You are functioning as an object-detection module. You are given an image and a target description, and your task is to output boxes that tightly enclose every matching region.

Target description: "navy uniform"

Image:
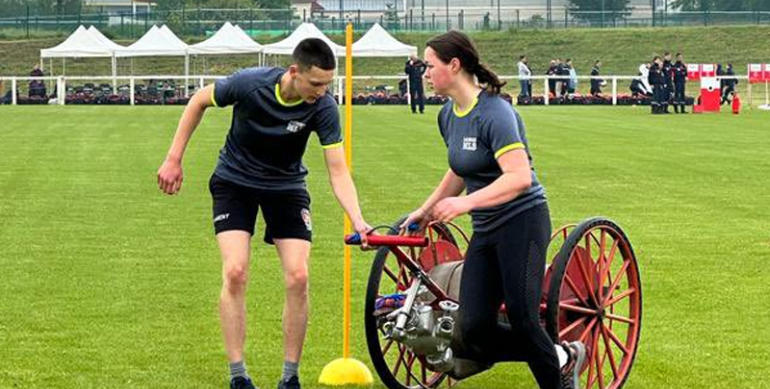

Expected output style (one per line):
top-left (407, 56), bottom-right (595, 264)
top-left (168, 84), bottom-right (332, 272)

top-left (437, 91), bottom-right (561, 388)
top-left (672, 60), bottom-right (688, 113)
top-left (590, 65), bottom-right (603, 96)
top-left (648, 63), bottom-right (666, 114)
top-left (662, 59), bottom-right (673, 113)
top-left (209, 67), bottom-right (342, 243)
top-left (405, 58), bottom-right (427, 114)
top-left (721, 65), bottom-right (738, 105)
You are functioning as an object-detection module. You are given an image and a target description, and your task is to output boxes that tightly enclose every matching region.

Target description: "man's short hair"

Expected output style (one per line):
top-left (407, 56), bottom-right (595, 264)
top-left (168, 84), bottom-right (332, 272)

top-left (520, 55), bottom-right (526, 60)
top-left (293, 38), bottom-right (336, 71)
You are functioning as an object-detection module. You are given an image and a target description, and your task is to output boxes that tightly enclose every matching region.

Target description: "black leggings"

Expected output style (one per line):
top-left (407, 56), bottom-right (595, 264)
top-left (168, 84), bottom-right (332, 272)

top-left (458, 203), bottom-right (561, 389)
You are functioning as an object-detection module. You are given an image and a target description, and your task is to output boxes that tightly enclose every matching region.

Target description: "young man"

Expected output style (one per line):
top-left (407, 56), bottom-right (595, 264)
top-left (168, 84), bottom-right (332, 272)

top-left (517, 55), bottom-right (532, 100)
top-left (157, 38), bottom-right (371, 389)
top-left (672, 53), bottom-right (688, 113)
top-left (405, 55), bottom-right (427, 114)
top-left (590, 60), bottom-right (604, 96)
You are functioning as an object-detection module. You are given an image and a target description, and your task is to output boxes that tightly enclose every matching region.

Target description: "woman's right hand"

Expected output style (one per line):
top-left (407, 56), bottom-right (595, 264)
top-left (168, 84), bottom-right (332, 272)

top-left (400, 207), bottom-right (431, 236)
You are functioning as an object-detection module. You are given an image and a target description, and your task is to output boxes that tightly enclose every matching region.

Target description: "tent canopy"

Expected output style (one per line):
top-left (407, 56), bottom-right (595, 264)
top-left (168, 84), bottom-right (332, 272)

top-left (262, 22), bottom-right (345, 56)
top-left (87, 26), bottom-right (126, 51)
top-left (41, 25), bottom-right (117, 58)
top-left (352, 23), bottom-right (417, 57)
top-left (188, 22), bottom-right (263, 55)
top-left (116, 25), bottom-right (189, 57)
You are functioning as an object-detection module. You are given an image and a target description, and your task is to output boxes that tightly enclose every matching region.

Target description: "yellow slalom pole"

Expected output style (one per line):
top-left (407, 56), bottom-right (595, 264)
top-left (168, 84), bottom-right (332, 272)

top-left (318, 22), bottom-right (374, 387)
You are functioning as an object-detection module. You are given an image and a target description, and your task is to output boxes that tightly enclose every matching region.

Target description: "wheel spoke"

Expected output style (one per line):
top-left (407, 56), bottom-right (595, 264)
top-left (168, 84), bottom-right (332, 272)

top-left (574, 249), bottom-right (600, 306)
top-left (602, 260), bottom-right (630, 306)
top-left (599, 239), bottom-right (619, 296)
top-left (578, 317), bottom-right (598, 345)
top-left (560, 302), bottom-right (598, 316)
top-left (600, 324), bottom-right (620, 380)
top-left (393, 344), bottom-right (406, 376)
top-left (382, 338), bottom-right (394, 354)
top-left (603, 322), bottom-right (630, 355)
top-left (605, 287), bottom-right (636, 307)
top-left (559, 316), bottom-right (588, 339)
top-left (564, 274), bottom-right (591, 308)
top-left (596, 344), bottom-right (606, 389)
top-left (405, 353), bottom-right (416, 386)
top-left (383, 265), bottom-right (399, 285)
top-left (586, 321), bottom-right (601, 389)
top-left (606, 312), bottom-right (635, 325)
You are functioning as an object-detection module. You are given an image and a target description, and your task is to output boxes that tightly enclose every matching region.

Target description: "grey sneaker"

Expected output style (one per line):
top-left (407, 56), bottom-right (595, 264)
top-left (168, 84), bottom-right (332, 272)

top-left (277, 376), bottom-right (300, 389)
top-left (230, 376), bottom-right (257, 389)
top-left (560, 341), bottom-right (587, 389)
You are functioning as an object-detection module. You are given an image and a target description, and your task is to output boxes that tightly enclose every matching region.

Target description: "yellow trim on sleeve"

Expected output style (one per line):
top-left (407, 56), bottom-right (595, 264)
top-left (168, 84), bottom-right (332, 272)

top-left (322, 141), bottom-right (344, 149)
top-left (453, 96), bottom-right (479, 118)
top-left (210, 83), bottom-right (219, 107)
top-left (494, 142), bottom-right (525, 159)
top-left (275, 82), bottom-right (303, 107)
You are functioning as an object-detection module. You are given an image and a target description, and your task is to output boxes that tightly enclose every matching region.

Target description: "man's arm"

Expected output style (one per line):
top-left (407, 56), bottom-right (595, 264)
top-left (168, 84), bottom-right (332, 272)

top-left (323, 146), bottom-right (371, 236)
top-left (157, 83), bottom-right (216, 195)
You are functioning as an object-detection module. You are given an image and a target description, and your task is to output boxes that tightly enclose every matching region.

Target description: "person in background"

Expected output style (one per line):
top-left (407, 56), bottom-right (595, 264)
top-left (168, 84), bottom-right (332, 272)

top-left (518, 55), bottom-right (532, 100)
top-left (590, 60), bottom-right (604, 96)
top-left (546, 59), bottom-right (558, 97)
top-left (29, 64), bottom-right (46, 98)
top-left (564, 59), bottom-right (577, 96)
top-left (662, 52), bottom-right (674, 112)
top-left (721, 63), bottom-right (738, 105)
top-left (671, 53), bottom-right (688, 113)
top-left (405, 55), bottom-right (427, 114)
top-left (649, 56), bottom-right (667, 114)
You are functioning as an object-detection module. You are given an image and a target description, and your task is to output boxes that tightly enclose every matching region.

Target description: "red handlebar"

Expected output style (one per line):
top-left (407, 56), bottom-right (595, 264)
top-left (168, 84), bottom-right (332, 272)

top-left (345, 233), bottom-right (429, 247)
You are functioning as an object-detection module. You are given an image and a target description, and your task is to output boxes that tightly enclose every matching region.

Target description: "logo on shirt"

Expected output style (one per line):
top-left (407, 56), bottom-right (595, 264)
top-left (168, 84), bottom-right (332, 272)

top-left (301, 208), bottom-right (312, 231)
top-left (462, 137), bottom-right (477, 151)
top-left (286, 121), bottom-right (307, 133)
top-left (214, 213), bottom-right (230, 223)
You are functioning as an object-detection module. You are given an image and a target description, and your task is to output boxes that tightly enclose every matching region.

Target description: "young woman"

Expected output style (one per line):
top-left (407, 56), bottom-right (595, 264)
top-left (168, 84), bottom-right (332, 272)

top-left (401, 31), bottom-right (586, 389)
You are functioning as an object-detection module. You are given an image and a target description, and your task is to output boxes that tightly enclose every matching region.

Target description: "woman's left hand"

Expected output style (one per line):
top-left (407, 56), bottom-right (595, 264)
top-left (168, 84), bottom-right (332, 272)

top-left (432, 197), bottom-right (473, 222)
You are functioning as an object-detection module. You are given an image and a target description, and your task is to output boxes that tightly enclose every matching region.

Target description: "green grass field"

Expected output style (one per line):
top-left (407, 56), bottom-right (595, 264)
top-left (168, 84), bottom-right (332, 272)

top-left (1, 105), bottom-right (769, 389)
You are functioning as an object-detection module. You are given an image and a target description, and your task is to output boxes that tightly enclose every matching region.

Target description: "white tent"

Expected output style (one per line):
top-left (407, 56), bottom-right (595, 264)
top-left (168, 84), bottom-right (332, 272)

top-left (41, 25), bottom-right (115, 58)
top-left (262, 22), bottom-right (345, 57)
top-left (88, 26), bottom-right (125, 91)
top-left (116, 25), bottom-right (189, 57)
top-left (187, 22), bottom-right (263, 55)
top-left (116, 25), bottom-right (190, 94)
top-left (41, 25), bottom-right (126, 92)
top-left (352, 23), bottom-right (417, 57)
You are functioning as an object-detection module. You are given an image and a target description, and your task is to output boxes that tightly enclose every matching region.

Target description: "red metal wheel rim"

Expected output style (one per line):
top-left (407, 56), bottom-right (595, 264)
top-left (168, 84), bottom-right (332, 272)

top-left (557, 225), bottom-right (641, 389)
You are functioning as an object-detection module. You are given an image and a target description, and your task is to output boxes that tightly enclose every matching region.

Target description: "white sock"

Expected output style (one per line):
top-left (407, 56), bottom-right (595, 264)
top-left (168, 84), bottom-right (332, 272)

top-left (556, 344), bottom-right (569, 368)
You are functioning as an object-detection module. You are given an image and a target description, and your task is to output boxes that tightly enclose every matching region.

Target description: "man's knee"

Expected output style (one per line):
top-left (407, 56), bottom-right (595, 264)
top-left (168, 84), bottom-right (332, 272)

top-left (285, 268), bottom-right (309, 295)
top-left (223, 262), bottom-right (249, 294)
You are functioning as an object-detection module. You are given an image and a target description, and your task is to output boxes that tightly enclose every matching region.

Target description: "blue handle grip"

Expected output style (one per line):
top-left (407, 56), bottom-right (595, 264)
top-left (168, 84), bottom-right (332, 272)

top-left (346, 233), bottom-right (362, 245)
top-left (407, 222), bottom-right (420, 232)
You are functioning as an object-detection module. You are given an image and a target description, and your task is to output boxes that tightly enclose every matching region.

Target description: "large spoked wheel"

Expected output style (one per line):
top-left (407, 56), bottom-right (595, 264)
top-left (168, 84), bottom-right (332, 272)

top-left (364, 218), bottom-right (462, 389)
top-left (545, 218), bottom-right (642, 389)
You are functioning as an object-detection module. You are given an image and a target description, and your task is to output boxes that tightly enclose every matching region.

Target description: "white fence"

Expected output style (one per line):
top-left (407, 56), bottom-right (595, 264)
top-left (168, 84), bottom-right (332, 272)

top-left (1, 74), bottom-right (763, 107)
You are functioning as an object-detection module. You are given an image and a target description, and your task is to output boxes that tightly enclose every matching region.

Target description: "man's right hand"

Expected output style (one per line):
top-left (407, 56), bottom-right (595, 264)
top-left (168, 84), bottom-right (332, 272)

top-left (157, 158), bottom-right (183, 195)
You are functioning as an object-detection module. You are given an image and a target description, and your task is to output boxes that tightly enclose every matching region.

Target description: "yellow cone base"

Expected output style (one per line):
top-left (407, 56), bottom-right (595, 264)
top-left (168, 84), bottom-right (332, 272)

top-left (318, 358), bottom-right (374, 386)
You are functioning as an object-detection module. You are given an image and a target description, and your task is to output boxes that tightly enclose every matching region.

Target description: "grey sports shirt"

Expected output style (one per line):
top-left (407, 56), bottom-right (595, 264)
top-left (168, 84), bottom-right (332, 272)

top-left (211, 67), bottom-right (342, 190)
top-left (438, 91), bottom-right (546, 232)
